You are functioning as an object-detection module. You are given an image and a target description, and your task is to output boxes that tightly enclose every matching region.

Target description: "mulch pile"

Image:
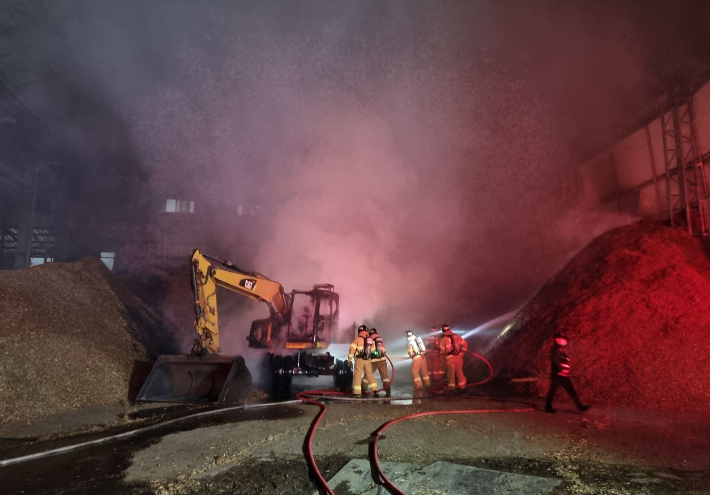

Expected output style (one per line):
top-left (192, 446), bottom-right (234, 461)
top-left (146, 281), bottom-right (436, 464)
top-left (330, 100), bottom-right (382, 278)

top-left (493, 219), bottom-right (710, 412)
top-left (0, 258), bottom-right (155, 427)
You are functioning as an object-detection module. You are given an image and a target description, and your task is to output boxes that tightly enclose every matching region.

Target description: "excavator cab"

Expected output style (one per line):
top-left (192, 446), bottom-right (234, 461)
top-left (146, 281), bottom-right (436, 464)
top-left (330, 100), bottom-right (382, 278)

top-left (269, 284), bottom-right (352, 399)
top-left (285, 284), bottom-right (339, 349)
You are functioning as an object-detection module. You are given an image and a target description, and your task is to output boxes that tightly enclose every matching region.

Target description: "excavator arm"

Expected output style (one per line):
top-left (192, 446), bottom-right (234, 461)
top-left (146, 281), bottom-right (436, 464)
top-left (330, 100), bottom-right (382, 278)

top-left (191, 249), bottom-right (290, 353)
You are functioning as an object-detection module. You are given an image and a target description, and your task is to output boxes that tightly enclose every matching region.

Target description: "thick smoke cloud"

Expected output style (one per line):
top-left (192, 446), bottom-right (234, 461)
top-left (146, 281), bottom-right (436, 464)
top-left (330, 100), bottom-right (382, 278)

top-left (21, 1), bottom-right (710, 348)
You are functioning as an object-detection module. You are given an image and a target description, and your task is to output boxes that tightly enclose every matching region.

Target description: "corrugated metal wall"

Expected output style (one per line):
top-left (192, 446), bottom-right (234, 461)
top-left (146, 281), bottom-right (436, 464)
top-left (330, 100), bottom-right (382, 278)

top-left (575, 78), bottom-right (710, 222)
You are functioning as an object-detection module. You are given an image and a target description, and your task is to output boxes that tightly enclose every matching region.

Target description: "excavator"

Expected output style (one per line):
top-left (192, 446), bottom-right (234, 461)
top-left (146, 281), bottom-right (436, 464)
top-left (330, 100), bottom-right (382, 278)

top-left (137, 249), bottom-right (353, 404)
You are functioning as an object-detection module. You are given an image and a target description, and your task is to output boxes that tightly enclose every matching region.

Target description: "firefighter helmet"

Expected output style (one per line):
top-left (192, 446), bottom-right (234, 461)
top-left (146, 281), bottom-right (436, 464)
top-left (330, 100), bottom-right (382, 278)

top-left (369, 327), bottom-right (378, 335)
top-left (358, 324), bottom-right (368, 332)
top-left (553, 331), bottom-right (568, 345)
top-left (404, 330), bottom-right (414, 338)
top-left (441, 324), bottom-right (452, 335)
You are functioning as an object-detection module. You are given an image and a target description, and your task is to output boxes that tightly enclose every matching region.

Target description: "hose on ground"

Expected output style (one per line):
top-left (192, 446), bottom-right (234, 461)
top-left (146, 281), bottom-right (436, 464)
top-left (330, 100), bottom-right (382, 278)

top-left (296, 390), bottom-right (346, 495)
top-left (368, 403), bottom-right (535, 495)
top-left (299, 351), bottom-right (534, 495)
top-left (0, 400), bottom-right (303, 468)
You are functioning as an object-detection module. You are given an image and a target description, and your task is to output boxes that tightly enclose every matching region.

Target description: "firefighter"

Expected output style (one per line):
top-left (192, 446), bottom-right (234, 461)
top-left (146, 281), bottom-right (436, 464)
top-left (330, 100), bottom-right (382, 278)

top-left (405, 330), bottom-right (430, 390)
top-left (439, 324), bottom-right (467, 392)
top-left (544, 331), bottom-right (591, 413)
top-left (362, 328), bottom-right (391, 397)
top-left (347, 325), bottom-right (379, 397)
top-left (425, 330), bottom-right (444, 388)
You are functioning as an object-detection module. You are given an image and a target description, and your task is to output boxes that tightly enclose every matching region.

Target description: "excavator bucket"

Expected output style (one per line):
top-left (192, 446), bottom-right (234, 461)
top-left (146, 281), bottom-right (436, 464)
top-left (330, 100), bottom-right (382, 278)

top-left (137, 355), bottom-right (252, 404)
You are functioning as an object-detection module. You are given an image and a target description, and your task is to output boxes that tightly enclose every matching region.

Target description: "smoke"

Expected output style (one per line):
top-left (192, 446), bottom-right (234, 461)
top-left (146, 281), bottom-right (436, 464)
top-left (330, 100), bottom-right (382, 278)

top-left (12, 1), bottom-right (710, 348)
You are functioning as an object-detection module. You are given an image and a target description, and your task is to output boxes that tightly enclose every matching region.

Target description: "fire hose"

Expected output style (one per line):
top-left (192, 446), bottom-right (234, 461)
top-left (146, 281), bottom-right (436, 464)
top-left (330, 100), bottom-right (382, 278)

top-left (386, 354), bottom-right (395, 383)
top-left (295, 357), bottom-right (399, 494)
top-left (465, 350), bottom-right (494, 386)
top-left (298, 352), bottom-right (535, 495)
top-left (368, 405), bottom-right (534, 495)
top-left (0, 400), bottom-right (303, 468)
top-left (296, 390), bottom-right (347, 495)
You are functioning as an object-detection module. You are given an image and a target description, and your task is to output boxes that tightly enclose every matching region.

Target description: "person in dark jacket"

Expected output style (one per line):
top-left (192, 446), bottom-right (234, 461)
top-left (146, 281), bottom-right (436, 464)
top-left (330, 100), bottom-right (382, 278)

top-left (544, 331), bottom-right (591, 413)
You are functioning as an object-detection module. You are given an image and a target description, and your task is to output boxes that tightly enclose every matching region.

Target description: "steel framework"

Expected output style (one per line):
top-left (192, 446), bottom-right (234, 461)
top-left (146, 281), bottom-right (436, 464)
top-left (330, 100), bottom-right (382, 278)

top-left (660, 96), bottom-right (709, 235)
top-left (0, 226), bottom-right (56, 261)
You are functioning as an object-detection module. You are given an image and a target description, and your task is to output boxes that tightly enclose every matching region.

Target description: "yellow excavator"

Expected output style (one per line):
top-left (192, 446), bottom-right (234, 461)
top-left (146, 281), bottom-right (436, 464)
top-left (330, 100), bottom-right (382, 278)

top-left (137, 249), bottom-right (352, 404)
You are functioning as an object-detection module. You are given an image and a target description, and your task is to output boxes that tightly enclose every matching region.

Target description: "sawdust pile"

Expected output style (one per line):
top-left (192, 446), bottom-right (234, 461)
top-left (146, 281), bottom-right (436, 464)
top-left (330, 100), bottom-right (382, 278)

top-left (0, 258), bottom-right (153, 427)
top-left (494, 220), bottom-right (710, 412)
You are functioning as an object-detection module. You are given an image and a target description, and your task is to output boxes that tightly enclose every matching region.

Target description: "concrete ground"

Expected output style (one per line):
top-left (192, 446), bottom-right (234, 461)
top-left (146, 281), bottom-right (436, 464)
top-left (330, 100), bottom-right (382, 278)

top-left (0, 388), bottom-right (709, 495)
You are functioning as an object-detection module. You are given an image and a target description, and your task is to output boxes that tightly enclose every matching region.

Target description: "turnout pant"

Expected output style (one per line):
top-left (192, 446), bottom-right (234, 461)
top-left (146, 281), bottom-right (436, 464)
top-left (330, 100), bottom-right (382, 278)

top-left (445, 354), bottom-right (466, 390)
top-left (545, 374), bottom-right (583, 408)
top-left (426, 352), bottom-right (445, 387)
top-left (363, 359), bottom-right (390, 392)
top-left (353, 358), bottom-right (378, 395)
top-left (410, 355), bottom-right (431, 389)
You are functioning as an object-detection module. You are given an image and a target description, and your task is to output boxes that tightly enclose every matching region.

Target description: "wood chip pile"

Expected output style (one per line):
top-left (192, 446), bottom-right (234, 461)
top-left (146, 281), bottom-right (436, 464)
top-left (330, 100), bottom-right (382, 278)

top-left (493, 220), bottom-right (710, 412)
top-left (0, 258), bottom-right (152, 427)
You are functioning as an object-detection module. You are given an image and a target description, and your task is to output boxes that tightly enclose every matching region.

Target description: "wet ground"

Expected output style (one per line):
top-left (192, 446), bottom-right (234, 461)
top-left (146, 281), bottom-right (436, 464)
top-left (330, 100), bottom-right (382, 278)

top-left (1, 384), bottom-right (709, 495)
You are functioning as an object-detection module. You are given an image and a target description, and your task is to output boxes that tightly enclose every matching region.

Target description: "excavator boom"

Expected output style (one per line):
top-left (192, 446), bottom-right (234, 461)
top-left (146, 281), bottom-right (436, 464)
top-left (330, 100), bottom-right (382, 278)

top-left (191, 250), bottom-right (289, 353)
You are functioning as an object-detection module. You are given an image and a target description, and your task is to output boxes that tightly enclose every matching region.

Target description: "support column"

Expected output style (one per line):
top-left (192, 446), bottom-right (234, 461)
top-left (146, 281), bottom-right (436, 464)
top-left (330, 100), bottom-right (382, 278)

top-left (14, 194), bottom-right (32, 268)
top-left (644, 124), bottom-right (663, 217)
top-left (22, 163), bottom-right (39, 267)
